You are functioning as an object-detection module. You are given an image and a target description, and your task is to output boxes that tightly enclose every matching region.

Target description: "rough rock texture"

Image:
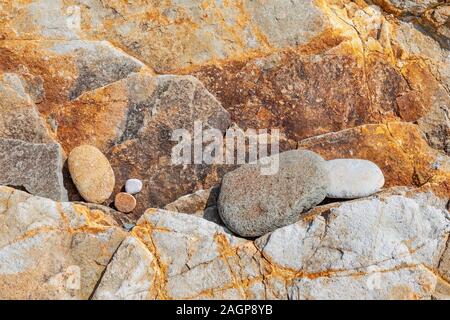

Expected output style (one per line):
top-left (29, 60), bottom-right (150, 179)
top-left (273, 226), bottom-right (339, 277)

top-left (68, 145), bottom-right (115, 204)
top-left (0, 40), bottom-right (146, 117)
top-left (0, 187), bottom-right (126, 299)
top-left (56, 72), bottom-right (231, 218)
top-left (298, 123), bottom-right (450, 198)
top-left (0, 139), bottom-right (67, 201)
top-left (92, 188), bottom-right (450, 300)
top-left (0, 0), bottom-right (450, 300)
top-left (218, 150), bottom-right (329, 237)
top-left (0, 75), bottom-right (53, 143)
top-left (326, 159), bottom-right (385, 199)
top-left (164, 187), bottom-right (222, 225)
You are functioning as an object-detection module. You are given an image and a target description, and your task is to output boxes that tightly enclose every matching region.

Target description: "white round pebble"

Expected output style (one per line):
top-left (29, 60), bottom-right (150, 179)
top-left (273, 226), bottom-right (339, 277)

top-left (326, 159), bottom-right (385, 199)
top-left (125, 179), bottom-right (143, 195)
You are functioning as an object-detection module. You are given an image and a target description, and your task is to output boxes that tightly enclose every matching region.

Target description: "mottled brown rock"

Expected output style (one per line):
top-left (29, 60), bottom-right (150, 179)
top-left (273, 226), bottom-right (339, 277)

top-left (114, 193), bottom-right (136, 214)
top-left (68, 145), bottom-right (115, 204)
top-left (55, 73), bottom-right (231, 219)
top-left (0, 138), bottom-right (67, 201)
top-left (0, 0), bottom-right (330, 73)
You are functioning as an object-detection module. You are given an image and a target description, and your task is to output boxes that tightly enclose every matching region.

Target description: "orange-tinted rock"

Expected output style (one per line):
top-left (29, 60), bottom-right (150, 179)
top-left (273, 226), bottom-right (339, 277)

top-left (0, 40), bottom-right (145, 118)
top-left (298, 122), bottom-right (450, 198)
top-left (68, 145), bottom-right (115, 204)
top-left (114, 193), bottom-right (137, 213)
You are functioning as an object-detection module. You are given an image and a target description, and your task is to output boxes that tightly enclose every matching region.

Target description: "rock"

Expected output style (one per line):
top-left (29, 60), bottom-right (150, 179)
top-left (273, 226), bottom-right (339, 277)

top-left (0, 79), bottom-right (53, 143)
top-left (92, 208), bottom-right (265, 300)
top-left (326, 159), bottom-right (385, 199)
top-left (0, 138), bottom-right (67, 201)
top-left (0, 186), bottom-right (126, 299)
top-left (373, 0), bottom-right (442, 15)
top-left (0, 40), bottom-right (146, 117)
top-left (56, 72), bottom-right (231, 218)
top-left (164, 187), bottom-right (223, 225)
top-left (218, 150), bottom-right (329, 237)
top-left (125, 179), bottom-right (143, 195)
top-left (92, 188), bottom-right (450, 300)
top-left (0, 0), bottom-right (329, 73)
top-left (298, 123), bottom-right (450, 198)
top-left (114, 193), bottom-right (137, 214)
top-left (68, 145), bottom-right (115, 204)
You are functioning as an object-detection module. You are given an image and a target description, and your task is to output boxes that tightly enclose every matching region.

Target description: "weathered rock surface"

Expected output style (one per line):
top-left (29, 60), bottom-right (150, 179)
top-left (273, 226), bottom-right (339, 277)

top-left (0, 40), bottom-right (146, 117)
top-left (298, 123), bottom-right (450, 198)
top-left (1, 1), bottom-right (449, 154)
top-left (326, 159), bottom-right (385, 199)
top-left (0, 77), bottom-right (53, 143)
top-left (68, 145), bottom-right (115, 204)
top-left (56, 72), bottom-right (231, 218)
top-left (92, 188), bottom-right (450, 300)
top-left (0, 0), bottom-right (329, 73)
top-left (164, 187), bottom-right (222, 225)
top-left (0, 187), bottom-right (126, 299)
top-left (218, 150), bottom-right (329, 237)
top-left (0, 138), bottom-right (67, 201)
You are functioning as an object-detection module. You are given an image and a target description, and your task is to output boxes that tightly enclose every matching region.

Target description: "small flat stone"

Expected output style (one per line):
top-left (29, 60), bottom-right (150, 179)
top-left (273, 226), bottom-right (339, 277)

top-left (114, 192), bottom-right (137, 213)
top-left (68, 145), bottom-right (115, 204)
top-left (125, 179), bottom-right (143, 195)
top-left (218, 150), bottom-right (329, 237)
top-left (326, 159), bottom-right (385, 199)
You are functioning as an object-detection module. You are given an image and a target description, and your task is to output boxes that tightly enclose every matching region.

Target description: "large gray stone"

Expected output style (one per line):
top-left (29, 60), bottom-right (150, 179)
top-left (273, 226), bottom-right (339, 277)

top-left (0, 138), bottom-right (67, 201)
top-left (218, 150), bottom-right (329, 237)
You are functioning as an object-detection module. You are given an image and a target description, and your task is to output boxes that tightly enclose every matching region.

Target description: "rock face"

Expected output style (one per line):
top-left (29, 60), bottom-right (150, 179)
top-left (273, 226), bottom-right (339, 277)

top-left (218, 150), bottom-right (329, 237)
top-left (0, 0), bottom-right (450, 300)
top-left (0, 78), bottom-right (53, 143)
top-left (0, 139), bottom-right (67, 201)
top-left (92, 188), bottom-right (450, 300)
top-left (326, 159), bottom-right (385, 199)
top-left (56, 72), bottom-right (231, 217)
top-left (0, 187), bottom-right (126, 299)
top-left (68, 145), bottom-right (115, 204)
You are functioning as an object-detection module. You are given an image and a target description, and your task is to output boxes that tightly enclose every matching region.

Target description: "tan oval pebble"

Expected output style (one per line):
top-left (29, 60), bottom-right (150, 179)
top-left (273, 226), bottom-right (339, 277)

top-left (68, 145), bottom-right (115, 204)
top-left (114, 192), bottom-right (137, 213)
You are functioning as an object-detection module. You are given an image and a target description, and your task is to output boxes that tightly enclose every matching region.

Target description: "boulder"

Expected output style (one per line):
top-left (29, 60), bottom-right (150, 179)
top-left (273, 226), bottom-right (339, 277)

top-left (298, 123), bottom-right (450, 198)
top-left (218, 150), bottom-right (329, 237)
